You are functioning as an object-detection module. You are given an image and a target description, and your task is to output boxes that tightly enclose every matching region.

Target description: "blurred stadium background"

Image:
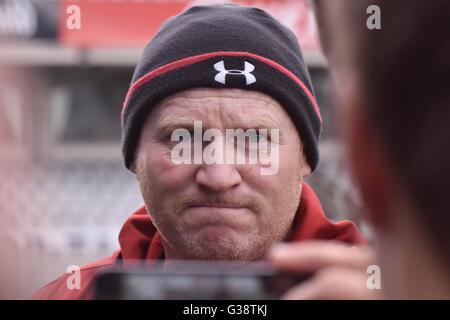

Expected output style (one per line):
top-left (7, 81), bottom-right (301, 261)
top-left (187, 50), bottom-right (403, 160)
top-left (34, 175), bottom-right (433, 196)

top-left (0, 0), bottom-right (371, 299)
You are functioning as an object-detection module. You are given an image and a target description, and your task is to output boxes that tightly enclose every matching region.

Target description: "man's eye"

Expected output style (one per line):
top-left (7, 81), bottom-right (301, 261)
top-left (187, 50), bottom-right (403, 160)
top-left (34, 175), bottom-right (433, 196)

top-left (250, 132), bottom-right (269, 143)
top-left (167, 130), bottom-right (194, 142)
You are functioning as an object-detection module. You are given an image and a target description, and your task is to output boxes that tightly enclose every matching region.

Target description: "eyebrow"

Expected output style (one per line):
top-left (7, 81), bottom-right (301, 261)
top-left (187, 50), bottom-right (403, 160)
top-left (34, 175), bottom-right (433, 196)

top-left (244, 117), bottom-right (280, 130)
top-left (157, 116), bottom-right (197, 129)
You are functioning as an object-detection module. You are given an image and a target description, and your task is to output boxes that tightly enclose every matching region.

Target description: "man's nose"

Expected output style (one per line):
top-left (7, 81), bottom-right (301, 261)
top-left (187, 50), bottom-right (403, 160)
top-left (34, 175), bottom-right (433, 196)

top-left (195, 163), bottom-right (242, 193)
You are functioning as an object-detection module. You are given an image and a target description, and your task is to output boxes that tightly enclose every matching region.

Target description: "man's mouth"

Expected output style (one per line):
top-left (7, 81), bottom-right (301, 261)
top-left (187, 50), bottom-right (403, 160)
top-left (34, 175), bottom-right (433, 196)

top-left (187, 201), bottom-right (247, 209)
top-left (183, 204), bottom-right (253, 231)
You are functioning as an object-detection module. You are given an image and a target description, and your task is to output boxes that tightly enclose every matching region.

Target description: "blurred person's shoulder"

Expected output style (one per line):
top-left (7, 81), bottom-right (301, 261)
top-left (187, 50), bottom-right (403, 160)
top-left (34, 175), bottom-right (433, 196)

top-left (31, 253), bottom-right (119, 300)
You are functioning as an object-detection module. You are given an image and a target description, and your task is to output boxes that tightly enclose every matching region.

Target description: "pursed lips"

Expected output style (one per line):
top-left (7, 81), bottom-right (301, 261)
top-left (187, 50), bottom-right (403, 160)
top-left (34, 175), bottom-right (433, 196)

top-left (187, 202), bottom-right (246, 209)
top-left (183, 203), bottom-right (252, 230)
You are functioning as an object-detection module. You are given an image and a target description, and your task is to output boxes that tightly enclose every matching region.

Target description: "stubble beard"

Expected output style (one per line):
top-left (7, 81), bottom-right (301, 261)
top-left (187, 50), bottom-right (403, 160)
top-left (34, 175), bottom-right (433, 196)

top-left (135, 166), bottom-right (303, 262)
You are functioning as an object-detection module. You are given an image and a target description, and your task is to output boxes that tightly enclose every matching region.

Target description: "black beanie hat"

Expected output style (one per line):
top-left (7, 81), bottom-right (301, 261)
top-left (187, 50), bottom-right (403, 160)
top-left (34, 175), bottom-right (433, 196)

top-left (121, 3), bottom-right (322, 171)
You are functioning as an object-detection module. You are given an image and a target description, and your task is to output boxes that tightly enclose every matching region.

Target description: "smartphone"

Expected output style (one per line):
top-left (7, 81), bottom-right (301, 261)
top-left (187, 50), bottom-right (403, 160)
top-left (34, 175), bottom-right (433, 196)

top-left (94, 260), bottom-right (310, 300)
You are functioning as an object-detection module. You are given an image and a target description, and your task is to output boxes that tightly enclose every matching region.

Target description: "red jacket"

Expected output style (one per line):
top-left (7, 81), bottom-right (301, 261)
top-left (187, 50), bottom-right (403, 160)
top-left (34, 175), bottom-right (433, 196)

top-left (32, 182), bottom-right (366, 299)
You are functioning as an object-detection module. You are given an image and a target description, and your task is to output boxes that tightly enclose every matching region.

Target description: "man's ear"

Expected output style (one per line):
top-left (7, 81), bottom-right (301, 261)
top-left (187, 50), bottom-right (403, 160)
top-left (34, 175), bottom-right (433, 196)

top-left (129, 156), bottom-right (137, 174)
top-left (301, 159), bottom-right (311, 178)
top-left (343, 88), bottom-right (397, 230)
top-left (130, 163), bottom-right (136, 174)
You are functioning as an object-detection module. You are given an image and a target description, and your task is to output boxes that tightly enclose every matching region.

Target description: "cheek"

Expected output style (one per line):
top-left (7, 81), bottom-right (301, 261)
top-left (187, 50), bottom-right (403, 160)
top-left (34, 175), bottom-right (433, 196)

top-left (244, 145), bottom-right (303, 192)
top-left (137, 144), bottom-right (197, 192)
top-left (239, 146), bottom-right (303, 223)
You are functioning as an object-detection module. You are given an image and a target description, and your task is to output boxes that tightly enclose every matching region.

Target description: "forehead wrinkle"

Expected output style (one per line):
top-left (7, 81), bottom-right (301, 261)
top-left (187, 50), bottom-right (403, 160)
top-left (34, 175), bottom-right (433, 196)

top-left (150, 99), bottom-right (210, 130)
top-left (218, 112), bottom-right (280, 130)
top-left (150, 88), bottom-right (290, 131)
top-left (159, 88), bottom-right (282, 111)
top-left (167, 87), bottom-right (277, 102)
top-left (216, 99), bottom-right (284, 131)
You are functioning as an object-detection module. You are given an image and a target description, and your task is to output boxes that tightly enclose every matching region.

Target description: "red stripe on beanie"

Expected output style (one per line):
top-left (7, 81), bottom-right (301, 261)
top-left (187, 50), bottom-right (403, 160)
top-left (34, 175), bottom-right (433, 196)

top-left (121, 51), bottom-right (322, 122)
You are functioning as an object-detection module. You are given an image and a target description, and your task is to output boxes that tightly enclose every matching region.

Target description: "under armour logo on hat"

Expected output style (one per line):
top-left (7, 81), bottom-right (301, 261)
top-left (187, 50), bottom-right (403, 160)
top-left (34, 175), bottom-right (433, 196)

top-left (214, 60), bottom-right (256, 85)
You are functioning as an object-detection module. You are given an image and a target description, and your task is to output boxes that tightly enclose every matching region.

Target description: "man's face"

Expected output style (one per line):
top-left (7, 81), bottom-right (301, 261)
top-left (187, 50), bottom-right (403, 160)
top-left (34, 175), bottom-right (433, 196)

top-left (133, 88), bottom-right (311, 261)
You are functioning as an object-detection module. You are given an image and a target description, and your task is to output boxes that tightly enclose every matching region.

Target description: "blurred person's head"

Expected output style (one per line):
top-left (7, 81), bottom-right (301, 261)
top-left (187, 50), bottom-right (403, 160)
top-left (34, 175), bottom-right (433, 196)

top-left (120, 4), bottom-right (321, 261)
top-left (313, 0), bottom-right (450, 298)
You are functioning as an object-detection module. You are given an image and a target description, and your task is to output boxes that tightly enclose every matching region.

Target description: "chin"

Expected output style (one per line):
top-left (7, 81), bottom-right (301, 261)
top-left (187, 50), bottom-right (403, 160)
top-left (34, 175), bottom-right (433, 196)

top-left (183, 229), bottom-right (258, 261)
